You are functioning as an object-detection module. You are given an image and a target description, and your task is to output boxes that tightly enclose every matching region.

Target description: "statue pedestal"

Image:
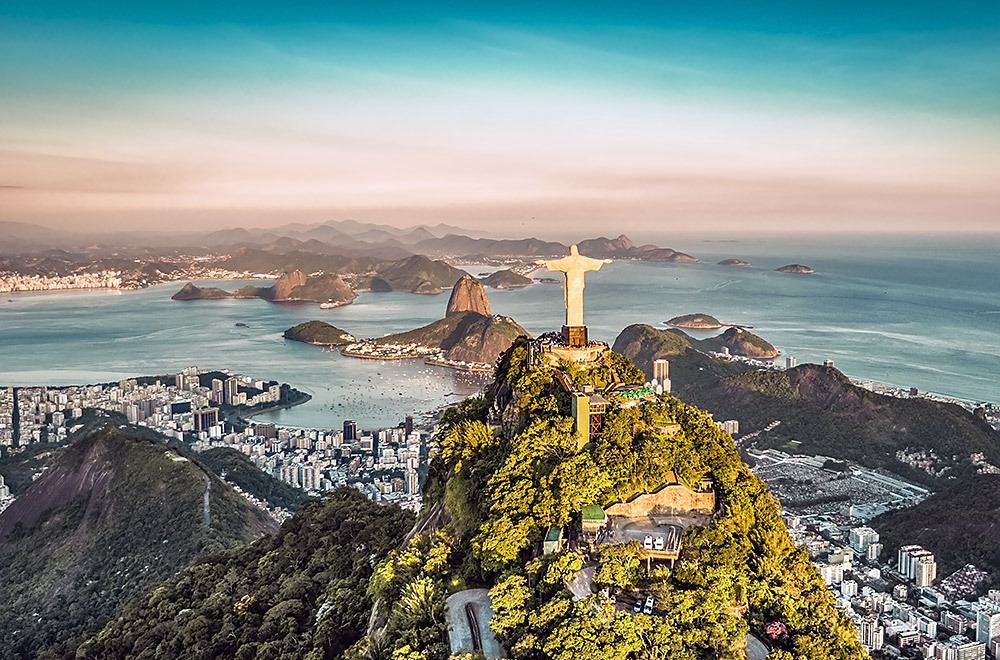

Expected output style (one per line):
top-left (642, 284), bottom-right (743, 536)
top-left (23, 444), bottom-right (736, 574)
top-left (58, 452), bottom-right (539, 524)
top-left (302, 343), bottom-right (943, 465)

top-left (562, 325), bottom-right (588, 348)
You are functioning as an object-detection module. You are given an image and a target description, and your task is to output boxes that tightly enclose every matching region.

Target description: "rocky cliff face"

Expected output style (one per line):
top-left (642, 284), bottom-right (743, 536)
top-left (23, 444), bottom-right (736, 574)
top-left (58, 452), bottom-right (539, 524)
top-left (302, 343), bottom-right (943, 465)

top-left (268, 269), bottom-right (309, 300)
top-left (441, 313), bottom-right (525, 363)
top-left (445, 275), bottom-right (491, 317)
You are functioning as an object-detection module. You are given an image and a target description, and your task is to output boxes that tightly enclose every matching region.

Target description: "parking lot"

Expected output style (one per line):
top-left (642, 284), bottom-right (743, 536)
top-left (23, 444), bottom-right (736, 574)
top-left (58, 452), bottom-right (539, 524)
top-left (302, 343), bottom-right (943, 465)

top-left (594, 511), bottom-right (711, 559)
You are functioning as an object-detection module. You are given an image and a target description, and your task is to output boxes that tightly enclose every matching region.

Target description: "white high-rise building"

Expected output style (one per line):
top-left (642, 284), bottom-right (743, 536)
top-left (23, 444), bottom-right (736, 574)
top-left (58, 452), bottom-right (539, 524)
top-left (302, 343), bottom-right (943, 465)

top-left (857, 616), bottom-right (884, 652)
top-left (849, 526), bottom-right (880, 552)
top-left (976, 609), bottom-right (1000, 645)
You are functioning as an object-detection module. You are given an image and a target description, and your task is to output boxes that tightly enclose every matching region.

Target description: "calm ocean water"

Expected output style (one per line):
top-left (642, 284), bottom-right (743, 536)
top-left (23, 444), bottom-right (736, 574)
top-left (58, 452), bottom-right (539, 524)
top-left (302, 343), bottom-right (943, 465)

top-left (1, 234), bottom-right (997, 428)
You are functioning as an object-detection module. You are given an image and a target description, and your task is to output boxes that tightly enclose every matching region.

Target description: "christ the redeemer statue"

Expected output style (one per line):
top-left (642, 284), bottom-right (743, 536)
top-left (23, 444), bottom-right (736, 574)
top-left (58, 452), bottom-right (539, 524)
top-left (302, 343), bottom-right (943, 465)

top-left (538, 245), bottom-right (611, 343)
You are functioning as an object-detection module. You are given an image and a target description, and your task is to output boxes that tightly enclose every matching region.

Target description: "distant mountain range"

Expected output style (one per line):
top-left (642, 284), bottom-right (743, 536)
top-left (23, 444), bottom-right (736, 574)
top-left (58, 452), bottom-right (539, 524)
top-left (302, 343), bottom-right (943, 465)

top-left (1, 219), bottom-right (699, 266)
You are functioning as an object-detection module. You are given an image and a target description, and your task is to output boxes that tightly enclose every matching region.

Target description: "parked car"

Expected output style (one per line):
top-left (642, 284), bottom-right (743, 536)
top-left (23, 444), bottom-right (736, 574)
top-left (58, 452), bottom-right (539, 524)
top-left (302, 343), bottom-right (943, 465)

top-left (654, 536), bottom-right (665, 550)
top-left (643, 595), bottom-right (655, 615)
top-left (643, 534), bottom-right (653, 549)
top-left (601, 587), bottom-right (616, 605)
top-left (633, 596), bottom-right (644, 613)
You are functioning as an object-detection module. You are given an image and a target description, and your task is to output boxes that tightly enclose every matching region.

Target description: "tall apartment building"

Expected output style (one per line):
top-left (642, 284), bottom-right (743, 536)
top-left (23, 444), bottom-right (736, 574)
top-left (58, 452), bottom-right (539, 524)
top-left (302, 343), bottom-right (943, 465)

top-left (224, 377), bottom-right (240, 406)
top-left (976, 609), bottom-right (1000, 645)
top-left (849, 526), bottom-right (880, 552)
top-left (916, 555), bottom-right (938, 588)
top-left (193, 407), bottom-right (219, 432)
top-left (857, 616), bottom-right (884, 652)
top-left (899, 545), bottom-right (937, 586)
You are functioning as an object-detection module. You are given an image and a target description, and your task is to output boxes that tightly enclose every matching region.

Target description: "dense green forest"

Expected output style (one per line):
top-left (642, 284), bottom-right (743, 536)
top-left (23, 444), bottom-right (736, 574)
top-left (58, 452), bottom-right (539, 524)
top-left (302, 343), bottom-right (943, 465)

top-left (56, 488), bottom-right (414, 660)
top-left (873, 474), bottom-right (1000, 589)
top-left (681, 364), bottom-right (1000, 485)
top-left (0, 425), bottom-right (277, 659)
top-left (199, 447), bottom-right (308, 512)
top-left (360, 337), bottom-right (866, 660)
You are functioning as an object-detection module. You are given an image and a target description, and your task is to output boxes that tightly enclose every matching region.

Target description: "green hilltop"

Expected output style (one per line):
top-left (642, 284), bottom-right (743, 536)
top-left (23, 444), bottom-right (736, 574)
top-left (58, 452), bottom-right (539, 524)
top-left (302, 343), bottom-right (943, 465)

top-left (872, 474), bottom-right (1000, 589)
top-left (28, 341), bottom-right (873, 659)
top-left (359, 337), bottom-right (865, 660)
top-left (0, 424), bottom-right (278, 659)
top-left (681, 363), bottom-right (1000, 486)
top-left (284, 320), bottom-right (357, 346)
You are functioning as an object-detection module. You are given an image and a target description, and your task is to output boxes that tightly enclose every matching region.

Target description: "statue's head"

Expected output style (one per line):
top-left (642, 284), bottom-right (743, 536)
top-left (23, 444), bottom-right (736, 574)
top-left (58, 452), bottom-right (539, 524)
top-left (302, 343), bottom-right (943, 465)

top-left (569, 244), bottom-right (579, 255)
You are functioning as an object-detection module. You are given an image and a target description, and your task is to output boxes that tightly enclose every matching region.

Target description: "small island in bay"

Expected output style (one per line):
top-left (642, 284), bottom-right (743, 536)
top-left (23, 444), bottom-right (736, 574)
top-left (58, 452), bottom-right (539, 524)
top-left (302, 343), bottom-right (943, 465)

top-left (776, 263), bottom-right (815, 274)
top-left (718, 258), bottom-right (750, 267)
top-left (480, 268), bottom-right (532, 289)
top-left (283, 320), bottom-right (356, 346)
top-left (667, 313), bottom-right (724, 329)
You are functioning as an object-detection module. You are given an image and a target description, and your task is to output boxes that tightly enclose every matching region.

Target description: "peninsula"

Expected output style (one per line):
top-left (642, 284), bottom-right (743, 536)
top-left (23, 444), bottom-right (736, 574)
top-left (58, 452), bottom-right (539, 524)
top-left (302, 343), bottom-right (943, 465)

top-left (342, 275), bottom-right (529, 369)
top-left (172, 270), bottom-right (356, 306)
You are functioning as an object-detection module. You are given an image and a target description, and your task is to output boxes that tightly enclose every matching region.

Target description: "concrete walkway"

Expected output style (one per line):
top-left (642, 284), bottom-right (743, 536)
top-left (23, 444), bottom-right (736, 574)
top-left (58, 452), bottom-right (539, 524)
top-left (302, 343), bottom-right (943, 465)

top-left (745, 633), bottom-right (769, 660)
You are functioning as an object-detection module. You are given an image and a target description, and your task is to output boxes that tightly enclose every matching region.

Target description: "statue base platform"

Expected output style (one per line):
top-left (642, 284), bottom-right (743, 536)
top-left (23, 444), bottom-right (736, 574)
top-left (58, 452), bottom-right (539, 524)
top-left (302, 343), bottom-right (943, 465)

top-left (531, 329), bottom-right (609, 368)
top-left (562, 325), bottom-right (588, 347)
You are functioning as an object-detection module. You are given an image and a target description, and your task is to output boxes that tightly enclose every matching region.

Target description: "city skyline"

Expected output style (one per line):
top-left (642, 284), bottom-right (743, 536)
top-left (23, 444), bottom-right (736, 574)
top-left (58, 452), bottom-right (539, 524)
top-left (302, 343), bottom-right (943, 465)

top-left (2, 1), bottom-right (999, 234)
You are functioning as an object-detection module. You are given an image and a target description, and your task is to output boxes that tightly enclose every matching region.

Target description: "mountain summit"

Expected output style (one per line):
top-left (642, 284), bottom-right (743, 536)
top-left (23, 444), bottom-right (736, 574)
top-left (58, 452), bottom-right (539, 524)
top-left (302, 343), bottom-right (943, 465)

top-left (446, 274), bottom-right (491, 317)
top-left (0, 424), bottom-right (277, 658)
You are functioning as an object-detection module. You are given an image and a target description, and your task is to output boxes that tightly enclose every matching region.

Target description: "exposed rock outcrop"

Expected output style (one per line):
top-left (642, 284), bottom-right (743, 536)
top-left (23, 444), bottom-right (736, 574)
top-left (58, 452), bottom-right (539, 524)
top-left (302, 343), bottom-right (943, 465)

top-left (446, 275), bottom-right (491, 317)
top-left (268, 269), bottom-right (308, 299)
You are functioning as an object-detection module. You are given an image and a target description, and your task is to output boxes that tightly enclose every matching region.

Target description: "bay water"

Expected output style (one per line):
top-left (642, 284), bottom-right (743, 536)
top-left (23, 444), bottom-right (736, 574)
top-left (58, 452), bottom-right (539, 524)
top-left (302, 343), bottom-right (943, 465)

top-left (1, 234), bottom-right (997, 429)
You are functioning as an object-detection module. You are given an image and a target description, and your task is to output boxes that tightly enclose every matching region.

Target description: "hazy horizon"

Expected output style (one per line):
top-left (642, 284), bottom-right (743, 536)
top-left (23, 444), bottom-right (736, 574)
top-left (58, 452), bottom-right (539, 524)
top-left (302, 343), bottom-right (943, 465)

top-left (2, 2), bottom-right (999, 234)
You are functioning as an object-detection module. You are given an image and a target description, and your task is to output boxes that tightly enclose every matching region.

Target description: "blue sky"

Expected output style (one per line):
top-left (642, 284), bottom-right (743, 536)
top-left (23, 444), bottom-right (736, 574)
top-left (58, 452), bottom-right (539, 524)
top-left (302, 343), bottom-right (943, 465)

top-left (1, 1), bottom-right (998, 233)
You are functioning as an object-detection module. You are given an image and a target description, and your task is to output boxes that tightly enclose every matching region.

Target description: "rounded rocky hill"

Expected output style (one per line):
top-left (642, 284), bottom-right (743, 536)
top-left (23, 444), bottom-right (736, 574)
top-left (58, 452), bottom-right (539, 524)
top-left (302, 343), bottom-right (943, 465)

top-left (776, 263), bottom-right (815, 274)
top-left (283, 320), bottom-right (356, 346)
top-left (667, 313), bottom-right (723, 329)
top-left (481, 269), bottom-right (532, 289)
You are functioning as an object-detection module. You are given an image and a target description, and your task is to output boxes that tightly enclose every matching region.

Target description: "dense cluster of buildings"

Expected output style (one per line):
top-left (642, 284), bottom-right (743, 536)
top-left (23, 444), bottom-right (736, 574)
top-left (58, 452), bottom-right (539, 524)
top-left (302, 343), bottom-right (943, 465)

top-left (0, 258), bottom-right (265, 294)
top-left (0, 368), bottom-right (286, 448)
top-left (0, 367), bottom-right (428, 515)
top-left (735, 446), bottom-right (1000, 657)
top-left (0, 269), bottom-right (123, 293)
top-left (785, 509), bottom-right (1000, 658)
top-left (191, 417), bottom-right (425, 511)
